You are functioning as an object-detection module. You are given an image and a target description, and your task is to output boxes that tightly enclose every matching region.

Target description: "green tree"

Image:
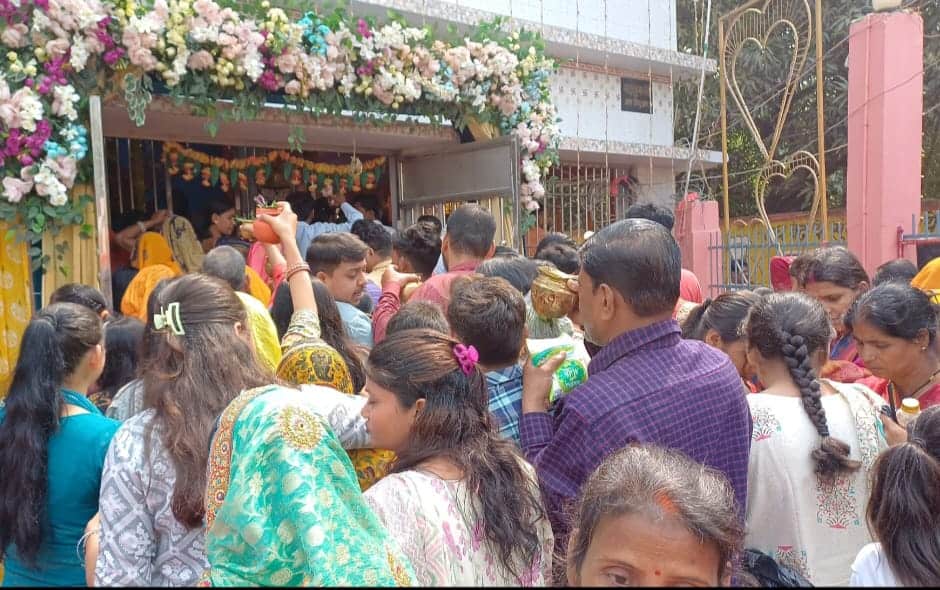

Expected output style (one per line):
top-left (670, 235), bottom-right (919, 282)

top-left (675, 0), bottom-right (939, 219)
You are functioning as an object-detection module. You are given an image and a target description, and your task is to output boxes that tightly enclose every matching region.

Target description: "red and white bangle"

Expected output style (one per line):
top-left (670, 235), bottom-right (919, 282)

top-left (284, 262), bottom-right (311, 282)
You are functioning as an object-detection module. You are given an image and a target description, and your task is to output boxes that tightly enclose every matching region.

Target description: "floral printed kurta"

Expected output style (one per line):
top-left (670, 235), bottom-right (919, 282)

top-left (364, 467), bottom-right (554, 586)
top-left (744, 380), bottom-right (887, 586)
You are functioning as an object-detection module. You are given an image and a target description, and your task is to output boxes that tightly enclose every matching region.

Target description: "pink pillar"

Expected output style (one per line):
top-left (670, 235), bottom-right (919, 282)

top-left (846, 12), bottom-right (923, 274)
top-left (675, 196), bottom-right (722, 297)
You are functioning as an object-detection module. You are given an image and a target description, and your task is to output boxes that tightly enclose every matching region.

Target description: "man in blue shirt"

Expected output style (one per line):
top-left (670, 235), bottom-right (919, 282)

top-left (446, 275), bottom-right (527, 443)
top-left (296, 190), bottom-right (364, 258)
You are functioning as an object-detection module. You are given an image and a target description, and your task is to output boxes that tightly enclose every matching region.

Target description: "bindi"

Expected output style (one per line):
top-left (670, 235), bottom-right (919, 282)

top-left (654, 570), bottom-right (661, 576)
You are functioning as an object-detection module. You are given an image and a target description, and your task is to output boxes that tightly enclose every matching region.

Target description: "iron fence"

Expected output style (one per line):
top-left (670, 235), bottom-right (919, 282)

top-left (708, 218), bottom-right (847, 294)
top-left (898, 210), bottom-right (940, 267)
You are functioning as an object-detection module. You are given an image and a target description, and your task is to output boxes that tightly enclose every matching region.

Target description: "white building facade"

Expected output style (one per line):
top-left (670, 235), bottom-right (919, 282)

top-left (350, 0), bottom-right (720, 238)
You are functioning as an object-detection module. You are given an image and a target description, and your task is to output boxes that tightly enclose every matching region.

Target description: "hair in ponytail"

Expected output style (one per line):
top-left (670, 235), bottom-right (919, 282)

top-left (367, 329), bottom-right (547, 580)
top-left (866, 406), bottom-right (940, 587)
top-left (0, 303), bottom-right (103, 565)
top-left (745, 292), bottom-right (860, 480)
top-left (681, 291), bottom-right (760, 342)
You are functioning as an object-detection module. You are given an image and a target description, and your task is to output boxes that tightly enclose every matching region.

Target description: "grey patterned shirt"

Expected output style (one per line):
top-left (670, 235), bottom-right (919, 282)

top-left (95, 410), bottom-right (207, 587)
top-left (105, 379), bottom-right (145, 422)
top-left (95, 389), bottom-right (370, 586)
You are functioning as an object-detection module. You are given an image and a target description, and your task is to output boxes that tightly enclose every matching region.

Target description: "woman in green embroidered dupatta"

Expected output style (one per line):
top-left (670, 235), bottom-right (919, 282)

top-left (202, 386), bottom-right (416, 587)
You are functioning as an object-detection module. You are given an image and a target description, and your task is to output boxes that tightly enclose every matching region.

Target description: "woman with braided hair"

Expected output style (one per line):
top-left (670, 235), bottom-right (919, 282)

top-left (742, 292), bottom-right (887, 586)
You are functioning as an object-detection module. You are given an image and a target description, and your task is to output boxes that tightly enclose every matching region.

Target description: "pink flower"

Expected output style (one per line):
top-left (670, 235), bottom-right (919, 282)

top-left (128, 46), bottom-right (158, 71)
top-left (356, 18), bottom-right (372, 39)
top-left (187, 50), bottom-right (215, 70)
top-left (284, 79), bottom-right (301, 95)
top-left (83, 32), bottom-right (105, 55)
top-left (1, 23), bottom-right (28, 48)
top-left (275, 51), bottom-right (298, 74)
top-left (2, 176), bottom-right (33, 203)
top-left (48, 156), bottom-right (78, 187)
top-left (45, 38), bottom-right (70, 59)
top-left (153, 0), bottom-right (170, 21)
top-left (193, 0), bottom-right (223, 27)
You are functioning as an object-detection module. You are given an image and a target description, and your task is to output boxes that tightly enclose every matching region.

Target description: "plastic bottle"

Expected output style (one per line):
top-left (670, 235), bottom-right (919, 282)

top-left (897, 398), bottom-right (922, 428)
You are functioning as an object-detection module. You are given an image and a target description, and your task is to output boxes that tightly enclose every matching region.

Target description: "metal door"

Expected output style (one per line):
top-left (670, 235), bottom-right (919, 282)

top-left (394, 136), bottom-right (521, 249)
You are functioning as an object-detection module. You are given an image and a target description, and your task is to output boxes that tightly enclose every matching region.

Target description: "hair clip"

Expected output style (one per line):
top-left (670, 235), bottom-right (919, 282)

top-left (453, 343), bottom-right (479, 376)
top-left (153, 302), bottom-right (185, 336)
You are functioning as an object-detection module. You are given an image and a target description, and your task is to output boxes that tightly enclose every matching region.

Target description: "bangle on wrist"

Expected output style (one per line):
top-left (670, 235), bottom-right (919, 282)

top-left (137, 221), bottom-right (148, 233)
top-left (285, 262), bottom-right (311, 282)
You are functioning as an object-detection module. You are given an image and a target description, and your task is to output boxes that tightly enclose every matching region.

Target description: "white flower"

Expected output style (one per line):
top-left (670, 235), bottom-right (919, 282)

top-left (522, 159), bottom-right (540, 182)
top-left (69, 37), bottom-right (90, 72)
top-left (243, 48), bottom-right (264, 81)
top-left (16, 87), bottom-right (43, 132)
top-left (31, 10), bottom-right (52, 33)
top-left (49, 191), bottom-right (68, 206)
top-left (52, 84), bottom-right (79, 121)
top-left (33, 164), bottom-right (68, 206)
top-left (172, 51), bottom-right (189, 76)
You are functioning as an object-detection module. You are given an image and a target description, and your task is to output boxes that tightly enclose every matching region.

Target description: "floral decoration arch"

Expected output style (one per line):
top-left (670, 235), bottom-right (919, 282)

top-left (0, 0), bottom-right (560, 265)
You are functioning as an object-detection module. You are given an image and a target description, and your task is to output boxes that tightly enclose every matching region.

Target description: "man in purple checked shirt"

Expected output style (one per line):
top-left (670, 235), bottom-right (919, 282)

top-left (520, 218), bottom-right (752, 557)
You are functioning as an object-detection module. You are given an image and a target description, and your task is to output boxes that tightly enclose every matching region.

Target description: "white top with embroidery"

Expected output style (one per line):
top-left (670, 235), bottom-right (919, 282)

top-left (744, 380), bottom-right (888, 586)
top-left (850, 543), bottom-right (902, 587)
top-left (363, 468), bottom-right (554, 586)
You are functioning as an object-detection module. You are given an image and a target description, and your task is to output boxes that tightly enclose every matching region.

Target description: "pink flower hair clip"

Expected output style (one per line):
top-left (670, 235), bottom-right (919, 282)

top-left (453, 344), bottom-right (479, 376)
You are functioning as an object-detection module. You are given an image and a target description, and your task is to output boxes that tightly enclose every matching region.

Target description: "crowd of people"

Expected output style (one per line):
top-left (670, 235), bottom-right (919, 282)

top-left (1, 197), bottom-right (939, 587)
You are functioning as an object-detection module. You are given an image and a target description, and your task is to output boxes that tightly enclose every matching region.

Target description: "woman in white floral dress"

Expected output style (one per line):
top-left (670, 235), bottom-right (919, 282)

top-left (362, 329), bottom-right (554, 586)
top-left (742, 293), bottom-right (887, 586)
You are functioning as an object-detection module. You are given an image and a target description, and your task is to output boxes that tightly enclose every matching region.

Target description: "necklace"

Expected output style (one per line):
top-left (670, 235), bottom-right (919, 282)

top-left (888, 366), bottom-right (940, 408)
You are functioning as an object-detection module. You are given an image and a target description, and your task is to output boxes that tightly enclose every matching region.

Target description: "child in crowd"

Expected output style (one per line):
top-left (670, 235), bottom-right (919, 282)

top-left (447, 276), bottom-right (528, 443)
top-left (852, 405), bottom-right (940, 587)
top-left (385, 300), bottom-right (450, 336)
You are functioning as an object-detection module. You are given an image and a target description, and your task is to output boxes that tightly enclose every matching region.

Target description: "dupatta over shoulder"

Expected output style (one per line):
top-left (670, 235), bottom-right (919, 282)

top-left (202, 386), bottom-right (415, 587)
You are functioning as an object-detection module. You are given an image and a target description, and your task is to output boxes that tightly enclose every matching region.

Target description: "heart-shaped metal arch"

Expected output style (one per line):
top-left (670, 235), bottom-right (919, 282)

top-left (722, 0), bottom-right (814, 162)
top-left (753, 150), bottom-right (822, 253)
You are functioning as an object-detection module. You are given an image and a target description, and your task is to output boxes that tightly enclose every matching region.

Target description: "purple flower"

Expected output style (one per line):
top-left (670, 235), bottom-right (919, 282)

top-left (43, 56), bottom-right (69, 85)
top-left (356, 61), bottom-right (374, 77)
top-left (37, 120), bottom-right (51, 136)
top-left (33, 0), bottom-right (49, 10)
top-left (258, 69), bottom-right (278, 92)
top-left (356, 19), bottom-right (372, 39)
top-left (104, 48), bottom-right (124, 65)
top-left (19, 154), bottom-right (33, 165)
top-left (4, 130), bottom-right (24, 158)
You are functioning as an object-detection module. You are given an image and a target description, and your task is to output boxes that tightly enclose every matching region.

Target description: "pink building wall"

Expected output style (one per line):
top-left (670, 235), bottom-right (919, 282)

top-left (846, 12), bottom-right (924, 275)
top-left (675, 196), bottom-right (722, 296)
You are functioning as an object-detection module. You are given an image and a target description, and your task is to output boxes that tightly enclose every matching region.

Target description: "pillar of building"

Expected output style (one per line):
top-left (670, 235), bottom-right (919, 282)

top-left (675, 194), bottom-right (722, 297)
top-left (846, 11), bottom-right (923, 274)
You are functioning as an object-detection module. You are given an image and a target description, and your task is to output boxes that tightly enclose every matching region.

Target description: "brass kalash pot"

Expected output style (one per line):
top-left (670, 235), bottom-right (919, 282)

top-left (530, 265), bottom-right (578, 319)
